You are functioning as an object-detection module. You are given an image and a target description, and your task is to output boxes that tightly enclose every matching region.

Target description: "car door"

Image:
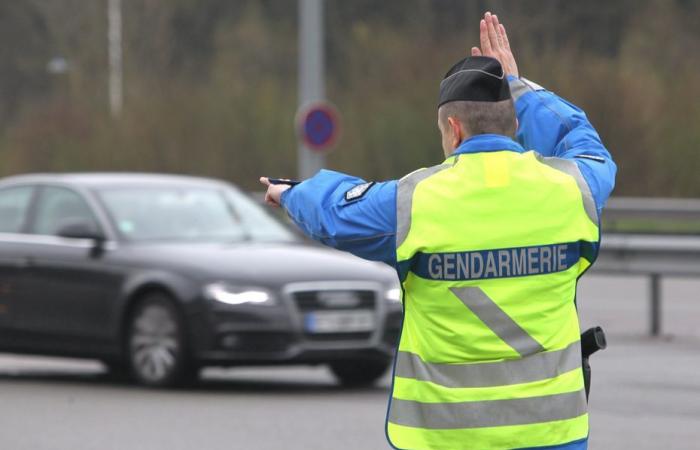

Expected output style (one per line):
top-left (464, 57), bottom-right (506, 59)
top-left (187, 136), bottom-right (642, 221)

top-left (0, 185), bottom-right (36, 339)
top-left (15, 185), bottom-right (123, 348)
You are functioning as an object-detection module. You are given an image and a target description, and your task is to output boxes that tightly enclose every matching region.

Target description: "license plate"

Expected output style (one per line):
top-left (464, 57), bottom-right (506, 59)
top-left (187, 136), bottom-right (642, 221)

top-left (304, 310), bottom-right (375, 333)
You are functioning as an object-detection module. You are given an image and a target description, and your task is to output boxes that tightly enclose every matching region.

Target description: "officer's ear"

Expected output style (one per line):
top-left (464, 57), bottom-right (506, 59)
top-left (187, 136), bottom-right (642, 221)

top-left (447, 116), bottom-right (465, 148)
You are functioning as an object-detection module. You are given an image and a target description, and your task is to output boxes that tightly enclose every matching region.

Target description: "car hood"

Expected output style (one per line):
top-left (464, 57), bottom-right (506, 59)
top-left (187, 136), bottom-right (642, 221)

top-left (115, 241), bottom-right (398, 289)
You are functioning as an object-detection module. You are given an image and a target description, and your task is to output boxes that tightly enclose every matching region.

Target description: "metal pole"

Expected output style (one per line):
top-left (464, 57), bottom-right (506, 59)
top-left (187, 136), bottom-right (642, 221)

top-left (108, 0), bottom-right (123, 118)
top-left (298, 0), bottom-right (325, 179)
top-left (649, 273), bottom-right (661, 336)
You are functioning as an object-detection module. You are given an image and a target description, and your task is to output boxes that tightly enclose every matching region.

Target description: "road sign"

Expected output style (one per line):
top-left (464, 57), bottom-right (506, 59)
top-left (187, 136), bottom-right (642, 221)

top-left (297, 102), bottom-right (341, 153)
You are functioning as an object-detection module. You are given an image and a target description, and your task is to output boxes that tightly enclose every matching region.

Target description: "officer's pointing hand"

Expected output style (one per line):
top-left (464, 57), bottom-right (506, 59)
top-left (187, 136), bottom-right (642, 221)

top-left (471, 12), bottom-right (519, 78)
top-left (259, 177), bottom-right (291, 207)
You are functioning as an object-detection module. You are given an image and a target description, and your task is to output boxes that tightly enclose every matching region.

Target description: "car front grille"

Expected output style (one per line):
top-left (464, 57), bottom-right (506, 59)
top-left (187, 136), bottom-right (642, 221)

top-left (292, 290), bottom-right (375, 312)
top-left (291, 289), bottom-right (377, 342)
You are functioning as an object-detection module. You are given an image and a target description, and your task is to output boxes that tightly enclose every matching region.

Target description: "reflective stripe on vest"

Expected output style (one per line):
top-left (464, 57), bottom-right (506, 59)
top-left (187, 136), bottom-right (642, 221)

top-left (390, 388), bottom-right (587, 429)
top-left (388, 150), bottom-right (599, 450)
top-left (450, 287), bottom-right (544, 356)
top-left (395, 340), bottom-right (582, 388)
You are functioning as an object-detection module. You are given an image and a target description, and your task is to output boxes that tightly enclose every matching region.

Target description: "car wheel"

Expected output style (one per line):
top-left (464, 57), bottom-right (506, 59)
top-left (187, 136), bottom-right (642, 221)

top-left (329, 358), bottom-right (391, 387)
top-left (127, 293), bottom-right (197, 387)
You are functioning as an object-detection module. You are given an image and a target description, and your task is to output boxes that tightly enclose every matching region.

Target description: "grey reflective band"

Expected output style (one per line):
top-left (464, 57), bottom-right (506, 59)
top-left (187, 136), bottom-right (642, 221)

top-left (536, 155), bottom-right (598, 224)
top-left (450, 287), bottom-right (544, 357)
top-left (389, 388), bottom-right (587, 429)
top-left (396, 163), bottom-right (452, 248)
top-left (395, 340), bottom-right (581, 388)
top-left (509, 77), bottom-right (545, 102)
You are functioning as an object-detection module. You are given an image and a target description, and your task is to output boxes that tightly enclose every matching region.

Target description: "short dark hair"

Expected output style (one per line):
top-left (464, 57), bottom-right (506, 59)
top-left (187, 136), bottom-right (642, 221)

top-left (438, 99), bottom-right (516, 138)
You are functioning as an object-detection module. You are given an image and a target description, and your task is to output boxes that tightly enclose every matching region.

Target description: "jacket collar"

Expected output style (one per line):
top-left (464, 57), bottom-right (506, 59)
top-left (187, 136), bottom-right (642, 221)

top-left (451, 134), bottom-right (525, 157)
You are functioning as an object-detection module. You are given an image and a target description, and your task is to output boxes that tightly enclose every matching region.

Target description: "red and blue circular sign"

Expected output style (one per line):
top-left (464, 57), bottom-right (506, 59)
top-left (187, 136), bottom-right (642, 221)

top-left (296, 102), bottom-right (341, 153)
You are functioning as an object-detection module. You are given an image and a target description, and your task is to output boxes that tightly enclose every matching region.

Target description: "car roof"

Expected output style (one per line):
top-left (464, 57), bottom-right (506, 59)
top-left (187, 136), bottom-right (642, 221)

top-left (0, 172), bottom-right (234, 190)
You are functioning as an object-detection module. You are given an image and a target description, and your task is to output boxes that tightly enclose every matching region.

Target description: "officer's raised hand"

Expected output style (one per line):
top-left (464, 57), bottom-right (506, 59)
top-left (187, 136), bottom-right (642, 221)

top-left (471, 12), bottom-right (519, 78)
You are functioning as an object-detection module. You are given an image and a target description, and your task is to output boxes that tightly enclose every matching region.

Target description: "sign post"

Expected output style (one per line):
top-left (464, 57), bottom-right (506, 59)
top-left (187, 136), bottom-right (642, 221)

top-left (107, 0), bottom-right (123, 118)
top-left (298, 0), bottom-right (326, 179)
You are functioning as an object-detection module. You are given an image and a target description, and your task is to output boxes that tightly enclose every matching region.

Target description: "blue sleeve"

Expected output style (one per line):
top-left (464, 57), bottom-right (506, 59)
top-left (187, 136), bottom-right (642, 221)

top-left (508, 76), bottom-right (617, 215)
top-left (279, 169), bottom-right (397, 267)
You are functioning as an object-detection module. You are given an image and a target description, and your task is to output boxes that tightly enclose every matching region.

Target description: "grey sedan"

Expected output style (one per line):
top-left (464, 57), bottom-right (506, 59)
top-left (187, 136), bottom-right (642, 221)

top-left (0, 173), bottom-right (402, 387)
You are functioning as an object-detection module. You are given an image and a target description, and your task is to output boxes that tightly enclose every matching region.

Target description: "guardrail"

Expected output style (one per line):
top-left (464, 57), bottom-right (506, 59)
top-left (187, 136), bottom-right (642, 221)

top-left (596, 197), bottom-right (700, 336)
top-left (602, 196), bottom-right (700, 235)
top-left (593, 233), bottom-right (700, 336)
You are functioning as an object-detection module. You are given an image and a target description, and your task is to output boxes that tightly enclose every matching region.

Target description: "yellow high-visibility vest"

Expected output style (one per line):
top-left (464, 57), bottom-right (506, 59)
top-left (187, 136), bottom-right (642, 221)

top-left (387, 149), bottom-right (599, 450)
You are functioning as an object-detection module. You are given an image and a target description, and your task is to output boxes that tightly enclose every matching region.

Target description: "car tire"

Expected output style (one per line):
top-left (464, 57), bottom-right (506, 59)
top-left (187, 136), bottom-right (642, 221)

top-left (329, 358), bottom-right (391, 387)
top-left (126, 293), bottom-right (197, 387)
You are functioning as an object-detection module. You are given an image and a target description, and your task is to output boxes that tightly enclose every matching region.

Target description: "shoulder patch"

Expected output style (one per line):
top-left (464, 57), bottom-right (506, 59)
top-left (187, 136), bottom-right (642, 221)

top-left (575, 154), bottom-right (606, 163)
top-left (344, 182), bottom-right (375, 202)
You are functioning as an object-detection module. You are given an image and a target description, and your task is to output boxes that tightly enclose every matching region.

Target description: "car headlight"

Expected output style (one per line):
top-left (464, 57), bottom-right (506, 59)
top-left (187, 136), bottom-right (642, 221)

top-left (386, 286), bottom-right (402, 303)
top-left (204, 283), bottom-right (276, 306)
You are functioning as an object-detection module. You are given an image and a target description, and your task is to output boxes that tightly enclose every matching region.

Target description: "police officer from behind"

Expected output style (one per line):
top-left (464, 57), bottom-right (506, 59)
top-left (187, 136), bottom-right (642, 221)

top-left (261, 12), bottom-right (615, 450)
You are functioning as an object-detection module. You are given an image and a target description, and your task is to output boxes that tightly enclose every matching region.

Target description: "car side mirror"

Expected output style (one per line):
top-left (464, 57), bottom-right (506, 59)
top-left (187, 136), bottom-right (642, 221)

top-left (56, 219), bottom-right (106, 242)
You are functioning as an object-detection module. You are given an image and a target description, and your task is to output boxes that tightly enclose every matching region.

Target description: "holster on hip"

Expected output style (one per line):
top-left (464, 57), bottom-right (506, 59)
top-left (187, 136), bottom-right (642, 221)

top-left (581, 326), bottom-right (607, 400)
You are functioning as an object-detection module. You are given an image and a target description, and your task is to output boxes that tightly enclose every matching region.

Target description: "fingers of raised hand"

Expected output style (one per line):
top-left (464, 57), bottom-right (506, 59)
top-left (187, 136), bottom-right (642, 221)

top-left (492, 15), bottom-right (506, 48)
top-left (476, 13), bottom-right (517, 75)
top-left (479, 19), bottom-right (493, 55)
top-left (485, 12), bottom-right (500, 51)
top-left (499, 23), bottom-right (511, 51)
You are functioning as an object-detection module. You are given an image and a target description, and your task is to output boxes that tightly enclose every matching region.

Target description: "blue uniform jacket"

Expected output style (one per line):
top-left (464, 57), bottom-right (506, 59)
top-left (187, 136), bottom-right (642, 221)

top-left (280, 77), bottom-right (616, 450)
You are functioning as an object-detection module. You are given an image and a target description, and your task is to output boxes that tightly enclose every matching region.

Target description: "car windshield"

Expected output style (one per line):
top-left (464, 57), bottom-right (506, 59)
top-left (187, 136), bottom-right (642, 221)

top-left (96, 185), bottom-right (295, 243)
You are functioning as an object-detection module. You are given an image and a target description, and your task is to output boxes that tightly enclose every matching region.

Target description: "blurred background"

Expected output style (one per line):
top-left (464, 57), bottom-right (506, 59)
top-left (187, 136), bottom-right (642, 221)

top-left (1, 1), bottom-right (700, 449)
top-left (1, 0), bottom-right (698, 194)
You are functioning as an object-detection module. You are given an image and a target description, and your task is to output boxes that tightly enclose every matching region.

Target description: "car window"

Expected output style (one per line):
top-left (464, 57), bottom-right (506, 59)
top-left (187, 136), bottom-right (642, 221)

top-left (97, 185), bottom-right (295, 243)
top-left (31, 186), bottom-right (100, 236)
top-left (100, 187), bottom-right (242, 242)
top-left (0, 186), bottom-right (34, 233)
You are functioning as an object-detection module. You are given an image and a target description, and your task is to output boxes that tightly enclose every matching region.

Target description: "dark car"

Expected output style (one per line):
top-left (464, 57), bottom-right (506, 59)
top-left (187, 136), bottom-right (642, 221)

top-left (0, 173), bottom-right (402, 387)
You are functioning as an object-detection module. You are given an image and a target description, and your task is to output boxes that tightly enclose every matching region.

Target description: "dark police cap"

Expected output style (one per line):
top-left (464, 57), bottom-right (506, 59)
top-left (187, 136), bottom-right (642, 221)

top-left (438, 56), bottom-right (511, 107)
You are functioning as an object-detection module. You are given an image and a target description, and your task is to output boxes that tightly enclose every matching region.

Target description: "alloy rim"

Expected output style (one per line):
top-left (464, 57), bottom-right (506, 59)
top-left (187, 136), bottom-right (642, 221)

top-left (130, 304), bottom-right (179, 382)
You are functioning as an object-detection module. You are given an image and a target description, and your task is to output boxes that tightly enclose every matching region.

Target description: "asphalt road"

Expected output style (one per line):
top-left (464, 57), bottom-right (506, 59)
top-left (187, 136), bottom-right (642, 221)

top-left (1, 274), bottom-right (700, 450)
